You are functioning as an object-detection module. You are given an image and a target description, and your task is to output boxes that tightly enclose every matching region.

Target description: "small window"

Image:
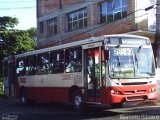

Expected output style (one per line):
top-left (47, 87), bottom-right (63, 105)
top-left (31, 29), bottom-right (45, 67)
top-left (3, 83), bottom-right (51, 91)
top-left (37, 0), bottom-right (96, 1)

top-left (16, 58), bottom-right (26, 76)
top-left (37, 53), bottom-right (50, 75)
top-left (4, 60), bottom-right (8, 77)
top-left (50, 50), bottom-right (64, 74)
top-left (65, 46), bottom-right (82, 73)
top-left (47, 17), bottom-right (57, 36)
top-left (26, 55), bottom-right (37, 76)
top-left (40, 22), bottom-right (44, 33)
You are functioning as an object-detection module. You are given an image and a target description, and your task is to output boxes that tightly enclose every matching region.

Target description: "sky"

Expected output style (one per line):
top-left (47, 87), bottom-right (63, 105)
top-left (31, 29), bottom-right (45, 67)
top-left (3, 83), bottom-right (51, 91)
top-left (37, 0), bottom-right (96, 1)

top-left (0, 0), bottom-right (36, 30)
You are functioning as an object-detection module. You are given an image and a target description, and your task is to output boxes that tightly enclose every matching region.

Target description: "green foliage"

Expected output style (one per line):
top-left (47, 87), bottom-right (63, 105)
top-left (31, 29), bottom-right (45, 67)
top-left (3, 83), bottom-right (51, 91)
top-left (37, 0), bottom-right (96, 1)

top-left (0, 16), bottom-right (36, 78)
top-left (15, 30), bottom-right (36, 54)
top-left (0, 30), bottom-right (36, 56)
top-left (27, 27), bottom-right (37, 41)
top-left (0, 79), bottom-right (3, 97)
top-left (0, 16), bottom-right (18, 30)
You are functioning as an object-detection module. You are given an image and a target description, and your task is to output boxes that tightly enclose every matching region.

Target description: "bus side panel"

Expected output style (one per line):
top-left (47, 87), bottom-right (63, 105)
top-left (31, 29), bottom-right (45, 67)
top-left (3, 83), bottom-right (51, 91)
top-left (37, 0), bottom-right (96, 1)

top-left (18, 73), bottom-right (83, 102)
top-left (26, 87), bottom-right (69, 102)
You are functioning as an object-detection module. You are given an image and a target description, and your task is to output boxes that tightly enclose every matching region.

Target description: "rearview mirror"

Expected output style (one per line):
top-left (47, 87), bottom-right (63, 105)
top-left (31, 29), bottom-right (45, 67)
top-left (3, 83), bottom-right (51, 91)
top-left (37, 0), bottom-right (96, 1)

top-left (105, 50), bottom-right (110, 60)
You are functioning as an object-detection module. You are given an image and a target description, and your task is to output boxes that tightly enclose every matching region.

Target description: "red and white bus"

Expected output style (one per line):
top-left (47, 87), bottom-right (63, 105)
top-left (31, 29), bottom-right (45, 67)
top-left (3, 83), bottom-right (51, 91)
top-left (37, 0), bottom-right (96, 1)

top-left (3, 34), bottom-right (157, 111)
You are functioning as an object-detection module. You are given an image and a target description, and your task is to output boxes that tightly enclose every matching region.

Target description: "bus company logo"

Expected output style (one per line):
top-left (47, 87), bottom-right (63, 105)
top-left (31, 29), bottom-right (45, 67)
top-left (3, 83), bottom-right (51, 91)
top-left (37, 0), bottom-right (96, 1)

top-left (120, 79), bottom-right (129, 83)
top-left (62, 74), bottom-right (72, 80)
top-left (87, 44), bottom-right (95, 48)
top-left (19, 78), bottom-right (26, 84)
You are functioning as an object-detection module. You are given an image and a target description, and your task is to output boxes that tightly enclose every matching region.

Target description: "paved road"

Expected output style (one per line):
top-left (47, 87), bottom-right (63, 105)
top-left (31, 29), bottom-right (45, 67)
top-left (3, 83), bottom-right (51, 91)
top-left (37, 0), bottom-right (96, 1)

top-left (0, 99), bottom-right (160, 120)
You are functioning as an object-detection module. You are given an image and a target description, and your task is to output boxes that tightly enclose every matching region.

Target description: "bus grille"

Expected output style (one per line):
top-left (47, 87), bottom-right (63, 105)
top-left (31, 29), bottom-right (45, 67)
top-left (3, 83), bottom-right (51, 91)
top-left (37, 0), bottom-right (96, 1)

top-left (121, 82), bottom-right (148, 86)
top-left (124, 90), bottom-right (146, 95)
top-left (127, 96), bottom-right (147, 101)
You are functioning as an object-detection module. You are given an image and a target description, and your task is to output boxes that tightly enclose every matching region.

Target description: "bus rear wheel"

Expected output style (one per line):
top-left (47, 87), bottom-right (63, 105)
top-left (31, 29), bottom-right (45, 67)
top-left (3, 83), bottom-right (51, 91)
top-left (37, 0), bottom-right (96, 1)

top-left (72, 90), bottom-right (84, 112)
top-left (20, 89), bottom-right (30, 105)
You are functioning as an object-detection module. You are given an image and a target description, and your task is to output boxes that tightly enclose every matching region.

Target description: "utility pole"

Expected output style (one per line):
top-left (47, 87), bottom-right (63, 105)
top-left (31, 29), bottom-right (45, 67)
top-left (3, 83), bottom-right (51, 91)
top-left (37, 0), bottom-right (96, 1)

top-left (155, 0), bottom-right (160, 68)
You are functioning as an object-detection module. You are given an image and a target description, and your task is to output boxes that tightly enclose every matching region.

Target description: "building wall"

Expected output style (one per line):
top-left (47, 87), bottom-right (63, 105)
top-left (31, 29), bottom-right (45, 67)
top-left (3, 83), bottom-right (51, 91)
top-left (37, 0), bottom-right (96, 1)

top-left (37, 0), bottom-right (154, 49)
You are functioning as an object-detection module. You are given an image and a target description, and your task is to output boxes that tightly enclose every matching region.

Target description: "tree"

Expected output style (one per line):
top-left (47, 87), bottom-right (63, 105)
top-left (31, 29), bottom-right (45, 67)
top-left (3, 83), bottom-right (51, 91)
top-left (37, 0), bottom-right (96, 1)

top-left (15, 30), bottom-right (36, 54)
top-left (0, 16), bottom-right (18, 30)
top-left (27, 27), bottom-right (37, 41)
top-left (0, 30), bottom-right (36, 56)
top-left (0, 16), bottom-right (36, 78)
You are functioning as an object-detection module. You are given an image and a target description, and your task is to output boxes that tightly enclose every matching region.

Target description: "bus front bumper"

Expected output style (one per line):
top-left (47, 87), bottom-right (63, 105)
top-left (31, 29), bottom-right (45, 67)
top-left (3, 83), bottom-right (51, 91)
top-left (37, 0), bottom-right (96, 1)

top-left (109, 92), bottom-right (157, 104)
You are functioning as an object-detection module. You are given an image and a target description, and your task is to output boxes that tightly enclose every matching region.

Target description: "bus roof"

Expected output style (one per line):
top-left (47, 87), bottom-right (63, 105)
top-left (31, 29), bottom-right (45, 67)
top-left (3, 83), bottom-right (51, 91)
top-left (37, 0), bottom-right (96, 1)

top-left (5, 34), bottom-right (149, 59)
top-left (104, 34), bottom-right (149, 40)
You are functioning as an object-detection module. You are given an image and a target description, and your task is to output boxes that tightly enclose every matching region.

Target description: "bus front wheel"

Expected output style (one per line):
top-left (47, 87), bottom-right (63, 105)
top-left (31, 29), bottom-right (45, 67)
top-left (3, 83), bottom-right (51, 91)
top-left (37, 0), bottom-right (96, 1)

top-left (111, 102), bottom-right (124, 108)
top-left (72, 90), bottom-right (84, 112)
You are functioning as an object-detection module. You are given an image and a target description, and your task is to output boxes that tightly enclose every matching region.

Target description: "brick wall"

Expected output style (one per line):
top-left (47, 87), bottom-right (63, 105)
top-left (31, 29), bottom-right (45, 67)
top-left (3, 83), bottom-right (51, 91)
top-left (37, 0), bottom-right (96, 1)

top-left (37, 0), bottom-right (135, 49)
top-left (37, 0), bottom-right (82, 17)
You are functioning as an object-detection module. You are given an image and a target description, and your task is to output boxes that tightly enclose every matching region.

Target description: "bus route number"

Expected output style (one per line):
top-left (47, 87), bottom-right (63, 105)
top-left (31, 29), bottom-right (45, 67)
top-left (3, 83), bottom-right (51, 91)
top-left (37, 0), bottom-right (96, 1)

top-left (114, 48), bottom-right (132, 56)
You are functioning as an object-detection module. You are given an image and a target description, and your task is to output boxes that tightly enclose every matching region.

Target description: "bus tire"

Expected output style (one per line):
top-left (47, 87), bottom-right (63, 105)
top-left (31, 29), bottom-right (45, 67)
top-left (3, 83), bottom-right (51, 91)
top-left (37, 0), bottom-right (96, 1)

top-left (20, 89), bottom-right (30, 105)
top-left (72, 90), bottom-right (84, 112)
top-left (111, 103), bottom-right (124, 108)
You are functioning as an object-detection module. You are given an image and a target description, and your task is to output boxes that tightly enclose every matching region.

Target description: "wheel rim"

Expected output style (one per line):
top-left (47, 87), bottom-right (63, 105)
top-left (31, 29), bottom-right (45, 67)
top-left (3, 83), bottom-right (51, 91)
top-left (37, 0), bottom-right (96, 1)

top-left (21, 92), bottom-right (27, 104)
top-left (21, 95), bottom-right (26, 104)
top-left (74, 95), bottom-right (82, 109)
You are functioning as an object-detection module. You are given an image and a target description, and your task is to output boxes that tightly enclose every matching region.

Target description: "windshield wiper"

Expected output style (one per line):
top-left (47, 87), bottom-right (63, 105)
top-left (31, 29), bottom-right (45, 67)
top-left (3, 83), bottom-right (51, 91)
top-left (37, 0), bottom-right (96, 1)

top-left (135, 54), bottom-right (139, 68)
top-left (138, 45), bottom-right (143, 52)
top-left (117, 56), bottom-right (122, 75)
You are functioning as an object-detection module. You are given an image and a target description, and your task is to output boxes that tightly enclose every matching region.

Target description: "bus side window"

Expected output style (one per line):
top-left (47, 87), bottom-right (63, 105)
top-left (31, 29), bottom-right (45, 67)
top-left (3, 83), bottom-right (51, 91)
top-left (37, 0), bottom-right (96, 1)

top-left (50, 50), bottom-right (64, 74)
top-left (26, 55), bottom-right (36, 76)
top-left (16, 58), bottom-right (26, 76)
top-left (37, 53), bottom-right (50, 75)
top-left (65, 46), bottom-right (82, 73)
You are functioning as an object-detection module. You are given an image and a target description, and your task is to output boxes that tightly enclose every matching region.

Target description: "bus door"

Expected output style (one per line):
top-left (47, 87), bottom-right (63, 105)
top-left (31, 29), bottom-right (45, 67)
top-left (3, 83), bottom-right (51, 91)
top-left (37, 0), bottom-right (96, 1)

top-left (8, 57), bottom-right (16, 98)
top-left (83, 44), bottom-right (102, 102)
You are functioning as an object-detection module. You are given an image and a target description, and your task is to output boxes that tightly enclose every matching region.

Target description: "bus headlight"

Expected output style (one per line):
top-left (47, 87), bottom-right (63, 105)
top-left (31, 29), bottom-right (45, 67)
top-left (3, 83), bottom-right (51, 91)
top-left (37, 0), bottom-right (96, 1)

top-left (149, 87), bottom-right (156, 92)
top-left (110, 90), bottom-right (121, 95)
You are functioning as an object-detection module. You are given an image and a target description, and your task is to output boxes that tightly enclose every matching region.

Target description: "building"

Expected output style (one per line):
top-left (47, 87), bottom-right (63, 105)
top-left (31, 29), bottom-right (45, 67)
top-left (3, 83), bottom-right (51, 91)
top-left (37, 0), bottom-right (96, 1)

top-left (36, 0), bottom-right (156, 49)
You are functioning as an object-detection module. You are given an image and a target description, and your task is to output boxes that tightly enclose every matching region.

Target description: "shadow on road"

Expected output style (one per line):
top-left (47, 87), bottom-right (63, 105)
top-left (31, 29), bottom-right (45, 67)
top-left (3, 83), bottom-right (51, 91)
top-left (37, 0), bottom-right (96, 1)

top-left (5, 100), bottom-right (120, 120)
top-left (2, 99), bottom-right (160, 120)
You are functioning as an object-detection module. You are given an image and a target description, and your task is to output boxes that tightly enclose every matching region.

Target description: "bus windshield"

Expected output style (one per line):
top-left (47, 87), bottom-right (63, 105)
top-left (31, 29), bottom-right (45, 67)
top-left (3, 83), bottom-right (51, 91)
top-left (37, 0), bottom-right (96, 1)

top-left (108, 47), bottom-right (155, 78)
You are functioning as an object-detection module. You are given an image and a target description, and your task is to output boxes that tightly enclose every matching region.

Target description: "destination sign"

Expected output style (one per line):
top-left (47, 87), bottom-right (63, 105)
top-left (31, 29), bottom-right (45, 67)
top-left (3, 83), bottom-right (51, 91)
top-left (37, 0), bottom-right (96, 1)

top-left (121, 38), bottom-right (148, 45)
top-left (105, 37), bottom-right (149, 45)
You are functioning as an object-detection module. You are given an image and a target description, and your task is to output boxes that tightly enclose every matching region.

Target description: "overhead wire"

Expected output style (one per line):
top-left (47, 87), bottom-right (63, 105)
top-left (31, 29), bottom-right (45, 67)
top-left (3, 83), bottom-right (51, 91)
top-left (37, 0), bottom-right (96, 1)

top-left (0, 1), bottom-right (34, 3)
top-left (0, 0), bottom-right (95, 10)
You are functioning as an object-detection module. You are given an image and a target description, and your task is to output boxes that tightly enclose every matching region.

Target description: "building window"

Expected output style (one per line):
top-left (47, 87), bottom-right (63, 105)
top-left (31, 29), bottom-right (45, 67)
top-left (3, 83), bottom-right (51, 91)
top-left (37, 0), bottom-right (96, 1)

top-left (47, 17), bottom-right (57, 35)
top-left (100, 0), bottom-right (127, 24)
top-left (68, 8), bottom-right (87, 32)
top-left (40, 22), bottom-right (44, 33)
